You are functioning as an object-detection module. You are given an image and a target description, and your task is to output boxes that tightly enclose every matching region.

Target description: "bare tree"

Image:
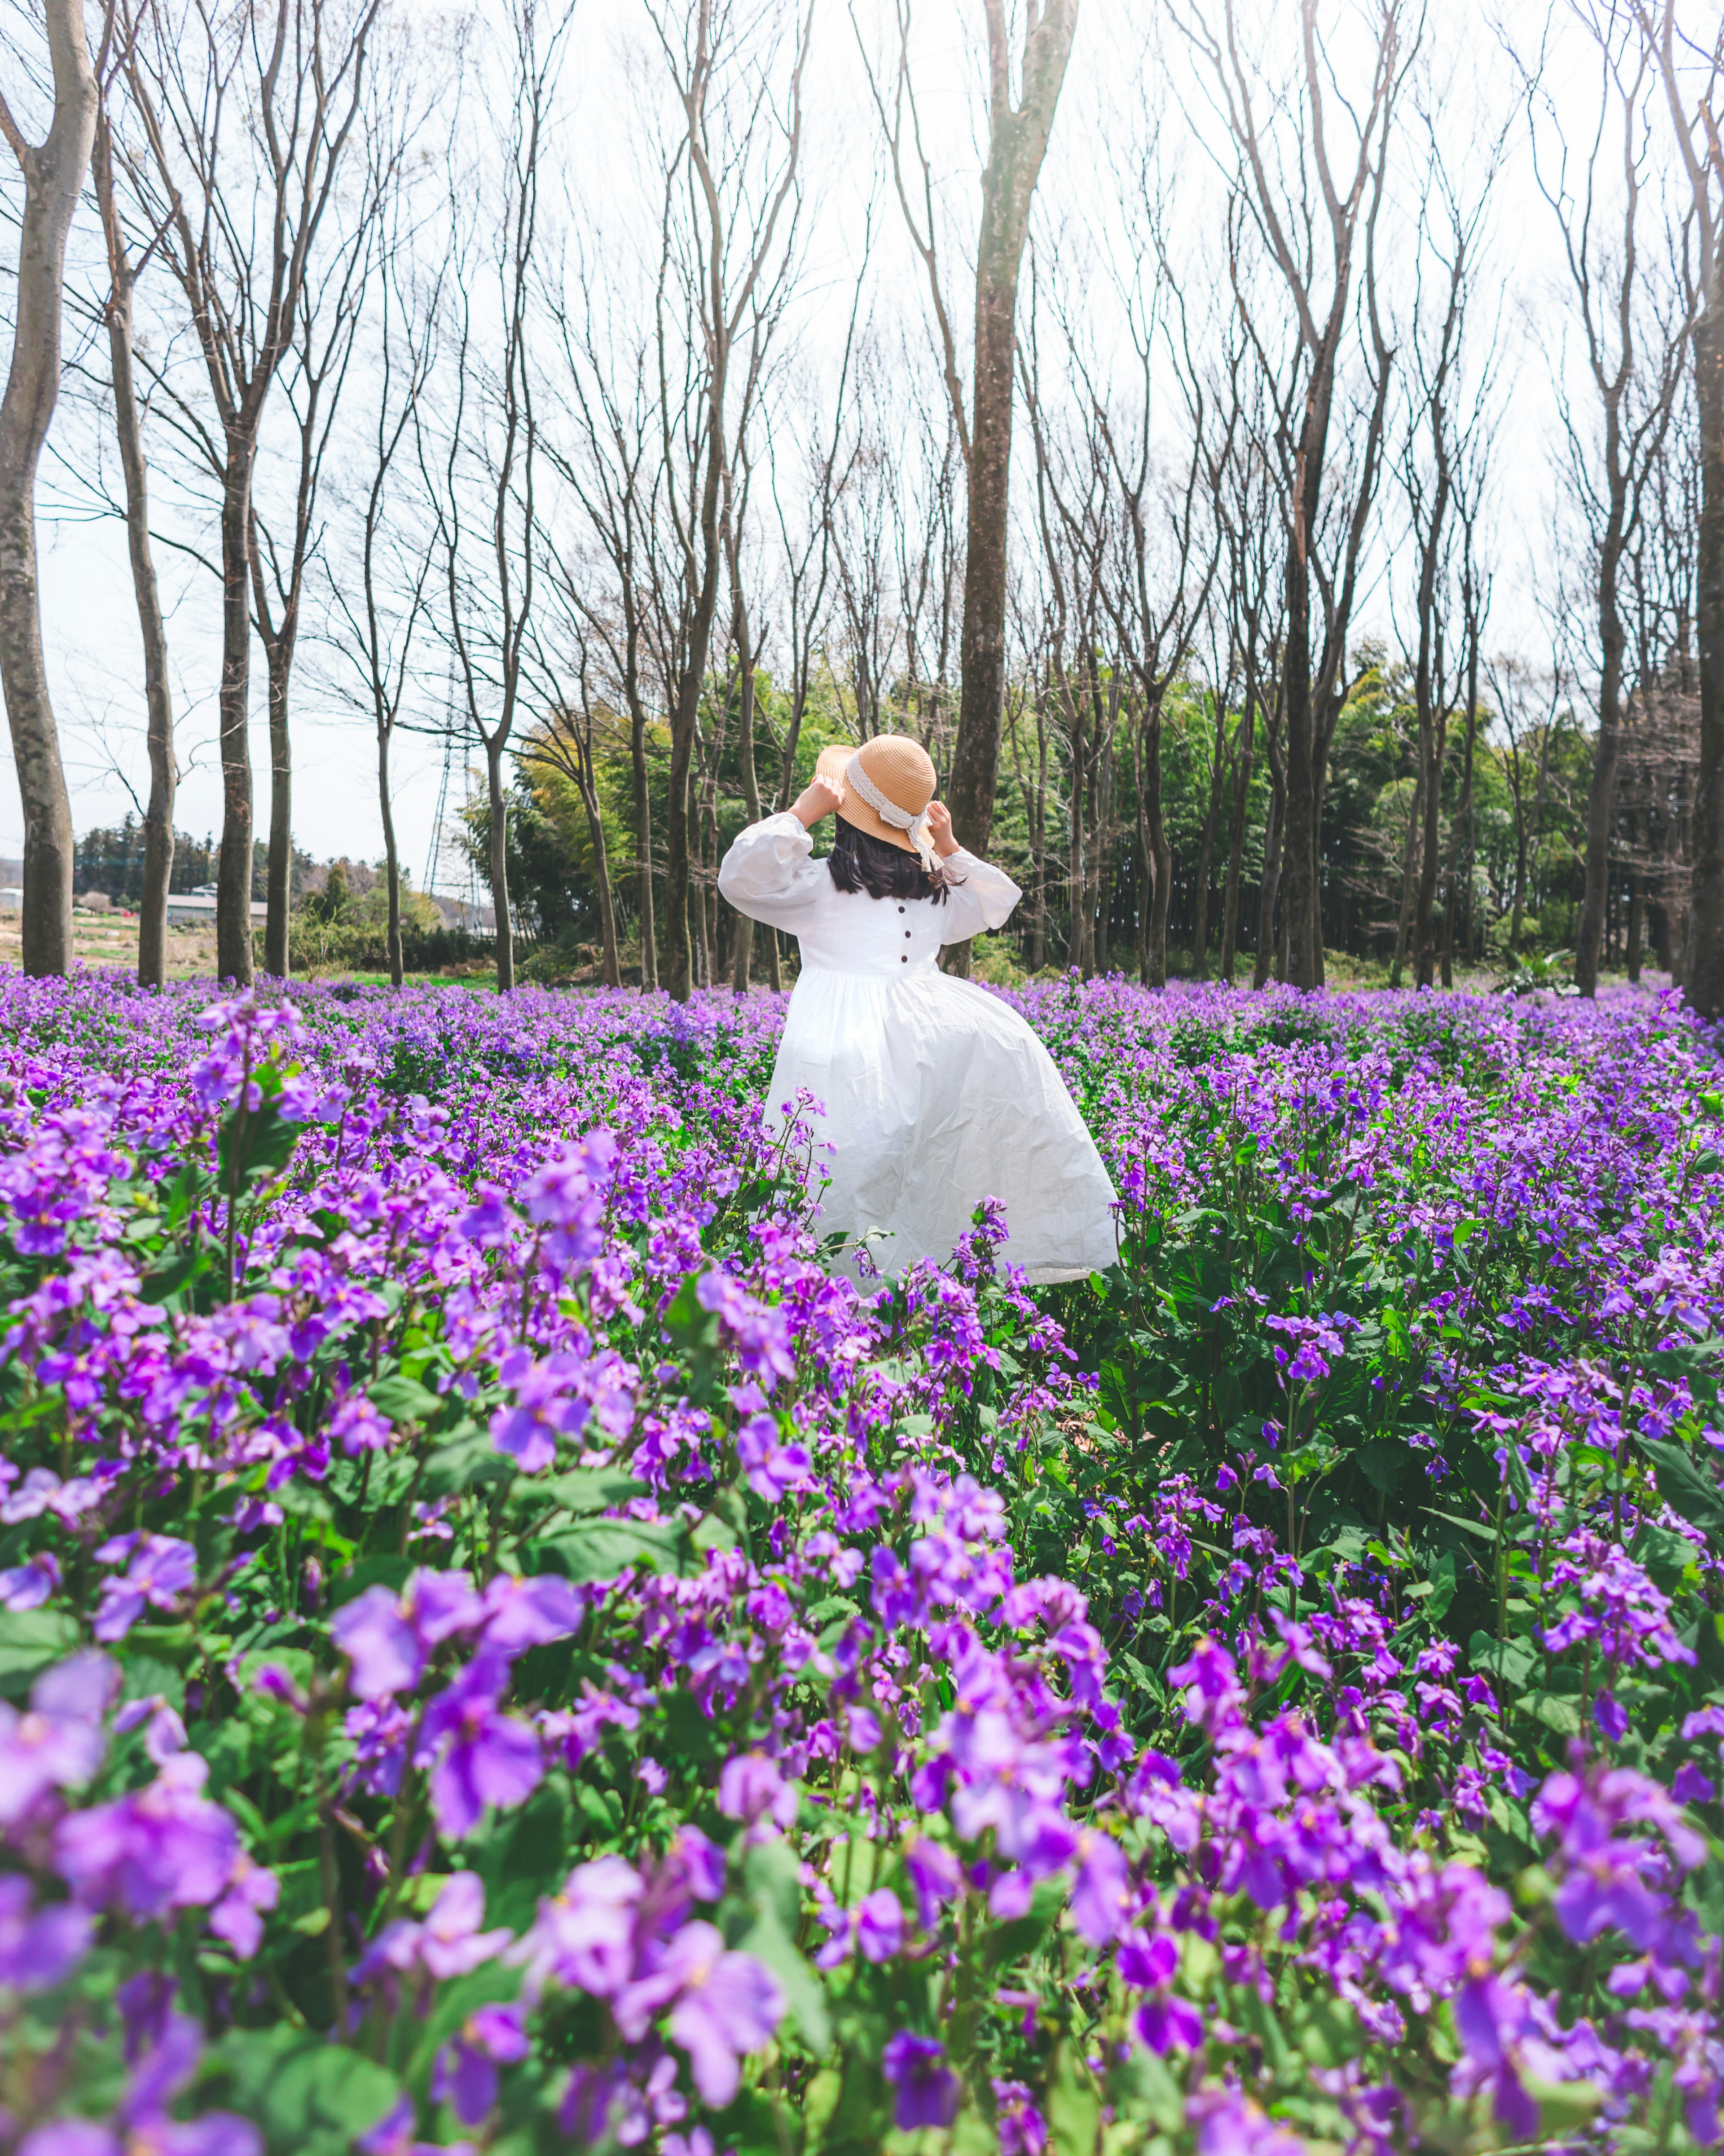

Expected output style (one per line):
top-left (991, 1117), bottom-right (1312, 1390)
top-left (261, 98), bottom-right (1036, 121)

top-left (645, 0), bottom-right (808, 1002)
top-left (91, 46), bottom-right (175, 986)
top-left (519, 576), bottom-right (623, 988)
top-left (323, 63), bottom-right (449, 988)
top-left (862, 0), bottom-right (1080, 973)
top-left (545, 256), bottom-right (666, 990)
top-left (426, 0), bottom-right (568, 993)
top-left (1522, 5), bottom-right (1693, 995)
top-left (1625, 3), bottom-right (1722, 1012)
top-left (1175, 0), bottom-right (1405, 989)
top-left (0, 0), bottom-right (99, 975)
top-left (251, 142), bottom-right (380, 974)
top-left (117, 0), bottom-right (379, 982)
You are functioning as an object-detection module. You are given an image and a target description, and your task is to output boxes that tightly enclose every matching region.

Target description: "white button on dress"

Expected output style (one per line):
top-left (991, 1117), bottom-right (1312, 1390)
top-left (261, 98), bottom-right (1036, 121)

top-left (718, 814), bottom-right (1119, 1283)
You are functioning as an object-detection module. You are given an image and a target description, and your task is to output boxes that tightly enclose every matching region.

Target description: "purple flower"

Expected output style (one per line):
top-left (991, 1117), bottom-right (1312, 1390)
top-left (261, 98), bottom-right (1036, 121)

top-left (0, 1874), bottom-right (93, 1992)
top-left (0, 1550), bottom-right (61, 1610)
top-left (614, 1921), bottom-right (784, 2106)
top-left (1186, 2086), bottom-right (1307, 2156)
top-left (415, 1651), bottom-right (544, 1840)
top-left (0, 1652), bottom-right (114, 1826)
top-left (1451, 1976), bottom-right (1540, 2140)
top-left (882, 2032), bottom-right (960, 2131)
top-left (993, 2081), bottom-right (1048, 2156)
top-left (207, 1852), bottom-right (279, 1960)
top-left (718, 1751), bottom-right (798, 1835)
top-left (1595, 1689), bottom-right (1629, 1742)
top-left (92, 1534), bottom-right (198, 1643)
top-left (904, 1835), bottom-right (963, 1927)
top-left (856, 1888), bottom-right (904, 1963)
top-left (433, 2004), bottom-right (529, 2125)
top-left (332, 1586), bottom-right (424, 1701)
top-left (510, 1854), bottom-right (642, 2002)
top-left (1068, 1827), bottom-right (1129, 1945)
top-left (355, 1871), bottom-right (511, 1985)
top-left (54, 1753), bottom-right (238, 1920)
top-left (479, 1571), bottom-right (586, 1650)
top-left (1136, 1993), bottom-right (1205, 2054)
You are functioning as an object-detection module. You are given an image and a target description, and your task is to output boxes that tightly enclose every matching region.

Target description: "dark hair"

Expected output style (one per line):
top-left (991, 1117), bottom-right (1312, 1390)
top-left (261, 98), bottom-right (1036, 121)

top-left (825, 818), bottom-right (956, 904)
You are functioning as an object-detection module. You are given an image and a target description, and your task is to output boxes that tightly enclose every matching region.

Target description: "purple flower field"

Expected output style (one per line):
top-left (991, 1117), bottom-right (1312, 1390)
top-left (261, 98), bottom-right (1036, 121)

top-left (2, 971), bottom-right (1724, 2156)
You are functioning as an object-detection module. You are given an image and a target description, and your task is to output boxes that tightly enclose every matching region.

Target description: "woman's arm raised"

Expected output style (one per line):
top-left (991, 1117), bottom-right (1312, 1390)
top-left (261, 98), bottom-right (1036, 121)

top-left (716, 811), bottom-right (828, 931)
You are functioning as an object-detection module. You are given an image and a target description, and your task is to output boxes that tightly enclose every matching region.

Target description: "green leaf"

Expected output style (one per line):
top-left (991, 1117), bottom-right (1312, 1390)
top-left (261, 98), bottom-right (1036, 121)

top-left (201, 2030), bottom-right (400, 2156)
top-left (525, 1515), bottom-right (693, 1584)
top-left (0, 1609), bottom-right (81, 1699)
top-left (981, 1876), bottom-right (1064, 1973)
top-left (367, 1374), bottom-right (444, 1426)
top-left (1426, 1549), bottom-right (1458, 1622)
top-left (1638, 1439), bottom-right (1724, 1544)
top-left (1046, 2041), bottom-right (1101, 2156)
top-left (422, 1433), bottom-right (511, 1498)
top-left (137, 1245), bottom-right (216, 1306)
top-left (218, 1098), bottom-right (302, 1197)
top-left (524, 1469), bottom-right (651, 1517)
top-left (738, 1905), bottom-right (830, 2056)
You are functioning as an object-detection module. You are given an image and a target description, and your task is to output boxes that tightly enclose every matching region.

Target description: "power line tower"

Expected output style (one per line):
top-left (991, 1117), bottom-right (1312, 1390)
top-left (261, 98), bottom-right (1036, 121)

top-left (422, 659), bottom-right (461, 899)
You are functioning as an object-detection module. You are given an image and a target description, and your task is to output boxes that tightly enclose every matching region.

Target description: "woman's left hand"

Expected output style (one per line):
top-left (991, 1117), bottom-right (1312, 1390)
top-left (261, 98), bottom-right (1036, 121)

top-left (925, 799), bottom-right (960, 858)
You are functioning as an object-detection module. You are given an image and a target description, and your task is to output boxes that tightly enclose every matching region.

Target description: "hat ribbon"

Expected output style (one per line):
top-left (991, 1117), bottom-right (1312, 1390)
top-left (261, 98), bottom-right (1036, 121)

top-left (845, 753), bottom-right (939, 876)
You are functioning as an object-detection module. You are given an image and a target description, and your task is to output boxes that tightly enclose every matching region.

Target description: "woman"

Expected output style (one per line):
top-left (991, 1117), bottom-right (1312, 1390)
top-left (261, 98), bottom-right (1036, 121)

top-left (717, 733), bottom-right (1118, 1283)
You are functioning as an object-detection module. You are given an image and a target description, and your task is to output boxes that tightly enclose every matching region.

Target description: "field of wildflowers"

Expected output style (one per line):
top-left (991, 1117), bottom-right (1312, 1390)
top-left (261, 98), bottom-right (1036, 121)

top-left (2, 970), bottom-right (1723, 2156)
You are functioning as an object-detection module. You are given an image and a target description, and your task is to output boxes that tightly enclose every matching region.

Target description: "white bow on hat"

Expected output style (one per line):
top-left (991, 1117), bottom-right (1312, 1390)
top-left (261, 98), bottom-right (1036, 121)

top-left (844, 752), bottom-right (940, 876)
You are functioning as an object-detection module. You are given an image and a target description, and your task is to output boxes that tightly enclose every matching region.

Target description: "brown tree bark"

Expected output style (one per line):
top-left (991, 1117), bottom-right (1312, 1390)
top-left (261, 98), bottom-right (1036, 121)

top-left (1626, 3), bottom-right (1720, 1010)
top-left (1218, 697), bottom-right (1254, 985)
top-left (947, 2), bottom-right (1079, 876)
top-left (1176, 0), bottom-right (1400, 989)
top-left (93, 98), bottom-right (175, 989)
top-left (1191, 693), bottom-right (1230, 979)
top-left (1693, 235), bottom-right (1724, 1008)
top-left (0, 0), bottom-right (97, 977)
top-left (122, 0), bottom-right (379, 984)
top-left (876, 1), bottom-right (1078, 975)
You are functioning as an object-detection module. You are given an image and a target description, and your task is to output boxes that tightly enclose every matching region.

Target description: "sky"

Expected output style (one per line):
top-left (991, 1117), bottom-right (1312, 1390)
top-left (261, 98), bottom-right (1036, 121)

top-left (0, 0), bottom-right (1701, 895)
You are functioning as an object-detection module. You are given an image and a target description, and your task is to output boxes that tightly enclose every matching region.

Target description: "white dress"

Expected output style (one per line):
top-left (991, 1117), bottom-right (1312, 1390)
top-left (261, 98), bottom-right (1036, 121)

top-left (718, 814), bottom-right (1118, 1284)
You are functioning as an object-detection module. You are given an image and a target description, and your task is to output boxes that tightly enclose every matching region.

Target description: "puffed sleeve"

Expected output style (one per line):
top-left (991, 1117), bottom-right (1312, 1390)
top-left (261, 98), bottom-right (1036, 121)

top-left (717, 813), bottom-right (828, 931)
top-left (937, 850), bottom-right (1021, 944)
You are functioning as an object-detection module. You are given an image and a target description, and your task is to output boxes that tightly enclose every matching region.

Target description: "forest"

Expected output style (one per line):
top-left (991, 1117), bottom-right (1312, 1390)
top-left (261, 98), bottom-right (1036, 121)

top-left (0, 0), bottom-right (1719, 1006)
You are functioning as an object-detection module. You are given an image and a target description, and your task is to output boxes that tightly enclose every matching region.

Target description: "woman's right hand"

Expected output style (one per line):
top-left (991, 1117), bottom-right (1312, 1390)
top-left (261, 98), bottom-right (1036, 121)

top-left (792, 776), bottom-right (844, 827)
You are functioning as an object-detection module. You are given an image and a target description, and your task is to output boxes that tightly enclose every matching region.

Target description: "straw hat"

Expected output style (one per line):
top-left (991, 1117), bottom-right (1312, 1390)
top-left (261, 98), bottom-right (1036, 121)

top-left (815, 735), bottom-right (939, 870)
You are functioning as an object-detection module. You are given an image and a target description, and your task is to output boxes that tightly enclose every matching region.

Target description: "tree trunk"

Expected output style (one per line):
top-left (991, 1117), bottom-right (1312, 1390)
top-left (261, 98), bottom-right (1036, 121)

top-left (486, 735), bottom-right (514, 992)
top-left (1191, 694), bottom-right (1229, 980)
top-left (1691, 233), bottom-right (1724, 1016)
top-left (1626, 859), bottom-right (1644, 983)
top-left (94, 108), bottom-right (175, 992)
top-left (1414, 710), bottom-right (1446, 990)
top-left (943, 0), bottom-right (1079, 974)
top-left (1281, 544), bottom-right (1319, 989)
top-left (1390, 768), bottom-right (1423, 988)
top-left (731, 623), bottom-right (761, 993)
top-left (216, 445), bottom-right (256, 983)
top-left (378, 719), bottom-right (403, 988)
top-left (1254, 755), bottom-right (1285, 993)
top-left (1442, 677), bottom-right (1478, 989)
top-left (1219, 697), bottom-right (1255, 986)
top-left (264, 626), bottom-right (295, 976)
top-left (0, 0), bottom-right (97, 977)
top-left (578, 770), bottom-right (621, 988)
top-left (1091, 706), bottom-right (1114, 976)
top-left (1064, 688), bottom-right (1086, 971)
top-left (630, 698), bottom-right (656, 990)
top-left (1143, 704), bottom-right (1172, 988)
